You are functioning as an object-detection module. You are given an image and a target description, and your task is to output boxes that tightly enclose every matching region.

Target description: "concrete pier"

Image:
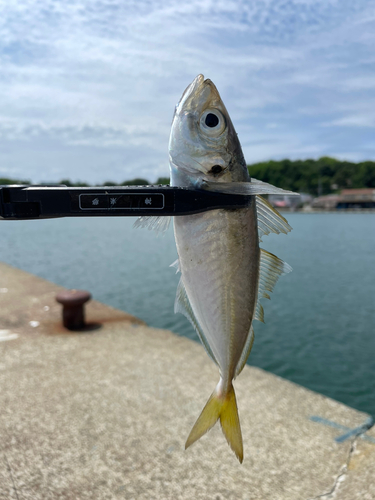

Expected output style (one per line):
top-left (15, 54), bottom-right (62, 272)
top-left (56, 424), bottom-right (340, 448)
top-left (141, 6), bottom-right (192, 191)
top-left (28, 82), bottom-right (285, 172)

top-left (0, 262), bottom-right (374, 499)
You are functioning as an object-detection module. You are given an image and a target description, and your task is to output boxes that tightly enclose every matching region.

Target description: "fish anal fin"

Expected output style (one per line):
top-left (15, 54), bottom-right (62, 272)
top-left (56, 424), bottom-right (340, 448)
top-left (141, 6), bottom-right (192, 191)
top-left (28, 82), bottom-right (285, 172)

top-left (174, 278), bottom-right (217, 365)
top-left (185, 382), bottom-right (243, 463)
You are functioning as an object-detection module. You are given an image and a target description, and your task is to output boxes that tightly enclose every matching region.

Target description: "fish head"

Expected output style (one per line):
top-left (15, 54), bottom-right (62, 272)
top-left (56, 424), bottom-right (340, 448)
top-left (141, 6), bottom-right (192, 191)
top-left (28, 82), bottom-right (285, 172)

top-left (169, 74), bottom-right (249, 187)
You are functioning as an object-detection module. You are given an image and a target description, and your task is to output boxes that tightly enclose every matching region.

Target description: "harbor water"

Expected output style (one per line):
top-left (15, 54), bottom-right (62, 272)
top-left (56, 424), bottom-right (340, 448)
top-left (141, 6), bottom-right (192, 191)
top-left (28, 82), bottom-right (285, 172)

top-left (1, 212), bottom-right (374, 416)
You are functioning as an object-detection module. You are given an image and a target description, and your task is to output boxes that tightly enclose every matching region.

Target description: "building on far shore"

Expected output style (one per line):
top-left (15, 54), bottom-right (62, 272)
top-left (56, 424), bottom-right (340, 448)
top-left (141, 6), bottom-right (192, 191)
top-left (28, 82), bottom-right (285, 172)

top-left (312, 188), bottom-right (375, 210)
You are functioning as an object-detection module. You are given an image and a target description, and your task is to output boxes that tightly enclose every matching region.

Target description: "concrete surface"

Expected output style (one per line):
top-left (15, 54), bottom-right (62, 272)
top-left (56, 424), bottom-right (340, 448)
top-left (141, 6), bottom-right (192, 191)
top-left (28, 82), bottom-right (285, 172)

top-left (0, 261), bottom-right (374, 500)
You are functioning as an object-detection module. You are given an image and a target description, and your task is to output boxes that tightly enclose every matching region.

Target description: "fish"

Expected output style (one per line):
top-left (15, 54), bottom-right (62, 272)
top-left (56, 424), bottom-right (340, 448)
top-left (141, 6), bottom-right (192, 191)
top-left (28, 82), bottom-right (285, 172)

top-left (136, 74), bottom-right (297, 462)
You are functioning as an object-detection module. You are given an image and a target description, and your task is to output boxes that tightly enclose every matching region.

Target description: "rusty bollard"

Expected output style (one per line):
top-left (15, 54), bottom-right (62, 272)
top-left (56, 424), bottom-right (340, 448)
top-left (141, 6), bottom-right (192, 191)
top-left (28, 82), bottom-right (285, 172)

top-left (56, 290), bottom-right (91, 330)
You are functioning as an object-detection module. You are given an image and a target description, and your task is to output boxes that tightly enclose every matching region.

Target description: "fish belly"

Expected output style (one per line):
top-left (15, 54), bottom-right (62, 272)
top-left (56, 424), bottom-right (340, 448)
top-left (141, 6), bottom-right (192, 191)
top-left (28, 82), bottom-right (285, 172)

top-left (174, 204), bottom-right (259, 380)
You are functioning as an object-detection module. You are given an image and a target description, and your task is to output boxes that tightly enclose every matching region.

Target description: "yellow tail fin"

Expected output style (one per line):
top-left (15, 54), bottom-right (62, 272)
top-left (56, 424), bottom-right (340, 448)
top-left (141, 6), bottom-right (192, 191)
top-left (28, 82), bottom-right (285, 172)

top-left (185, 382), bottom-right (243, 463)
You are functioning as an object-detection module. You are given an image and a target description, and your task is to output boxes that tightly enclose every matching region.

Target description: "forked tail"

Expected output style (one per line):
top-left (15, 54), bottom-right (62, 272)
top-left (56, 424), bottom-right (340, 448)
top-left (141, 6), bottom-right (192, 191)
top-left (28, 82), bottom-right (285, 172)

top-left (185, 381), bottom-right (243, 463)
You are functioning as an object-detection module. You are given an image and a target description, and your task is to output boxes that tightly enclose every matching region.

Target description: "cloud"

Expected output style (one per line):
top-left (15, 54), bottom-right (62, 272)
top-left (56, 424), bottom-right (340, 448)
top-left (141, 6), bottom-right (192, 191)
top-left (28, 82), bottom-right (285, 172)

top-left (0, 0), bottom-right (374, 183)
top-left (324, 116), bottom-right (375, 128)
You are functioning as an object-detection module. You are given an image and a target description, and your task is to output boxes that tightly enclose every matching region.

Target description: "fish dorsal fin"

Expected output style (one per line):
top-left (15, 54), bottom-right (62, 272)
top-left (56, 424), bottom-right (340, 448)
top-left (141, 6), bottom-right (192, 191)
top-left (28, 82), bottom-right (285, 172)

top-left (133, 216), bottom-right (171, 234)
top-left (174, 277), bottom-right (218, 365)
top-left (254, 302), bottom-right (264, 323)
top-left (234, 324), bottom-right (255, 378)
top-left (254, 249), bottom-right (292, 324)
top-left (256, 195), bottom-right (292, 241)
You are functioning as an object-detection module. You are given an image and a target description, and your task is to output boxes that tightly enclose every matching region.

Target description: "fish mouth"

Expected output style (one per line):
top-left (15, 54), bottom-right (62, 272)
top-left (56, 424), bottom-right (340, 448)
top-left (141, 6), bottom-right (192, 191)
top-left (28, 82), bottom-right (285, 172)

top-left (176, 74), bottom-right (204, 113)
top-left (175, 74), bottom-right (221, 116)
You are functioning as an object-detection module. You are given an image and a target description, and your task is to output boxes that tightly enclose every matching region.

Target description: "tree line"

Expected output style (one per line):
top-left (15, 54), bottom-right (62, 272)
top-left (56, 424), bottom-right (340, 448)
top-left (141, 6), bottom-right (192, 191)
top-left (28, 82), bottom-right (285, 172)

top-left (1, 157), bottom-right (375, 196)
top-left (0, 176), bottom-right (170, 187)
top-left (248, 157), bottom-right (375, 195)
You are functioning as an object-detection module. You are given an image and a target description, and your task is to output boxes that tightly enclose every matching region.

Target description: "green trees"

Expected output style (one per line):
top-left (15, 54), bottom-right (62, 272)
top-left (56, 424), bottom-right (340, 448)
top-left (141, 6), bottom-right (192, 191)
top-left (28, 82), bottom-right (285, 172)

top-left (121, 178), bottom-right (149, 186)
top-left (248, 157), bottom-right (375, 195)
top-left (155, 177), bottom-right (170, 185)
top-left (0, 177), bottom-right (30, 185)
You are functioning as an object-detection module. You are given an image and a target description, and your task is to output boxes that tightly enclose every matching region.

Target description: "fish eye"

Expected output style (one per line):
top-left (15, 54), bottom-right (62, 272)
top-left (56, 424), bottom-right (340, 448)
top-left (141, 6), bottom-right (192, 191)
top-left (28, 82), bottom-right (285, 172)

top-left (199, 109), bottom-right (226, 137)
top-left (205, 113), bottom-right (219, 127)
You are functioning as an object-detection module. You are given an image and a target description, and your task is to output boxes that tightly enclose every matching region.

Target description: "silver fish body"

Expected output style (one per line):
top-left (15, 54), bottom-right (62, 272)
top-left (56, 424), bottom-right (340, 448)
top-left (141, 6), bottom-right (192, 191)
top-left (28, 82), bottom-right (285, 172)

top-left (167, 75), bottom-right (295, 462)
top-left (173, 205), bottom-right (259, 388)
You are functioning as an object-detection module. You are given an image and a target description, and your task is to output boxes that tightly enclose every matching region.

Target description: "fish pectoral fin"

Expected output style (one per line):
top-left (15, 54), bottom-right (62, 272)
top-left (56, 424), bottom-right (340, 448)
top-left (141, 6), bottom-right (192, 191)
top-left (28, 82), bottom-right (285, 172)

top-left (254, 249), bottom-right (292, 323)
top-left (133, 216), bottom-right (171, 234)
top-left (186, 383), bottom-right (243, 463)
top-left (256, 195), bottom-right (292, 241)
top-left (199, 178), bottom-right (299, 197)
top-left (174, 277), bottom-right (218, 365)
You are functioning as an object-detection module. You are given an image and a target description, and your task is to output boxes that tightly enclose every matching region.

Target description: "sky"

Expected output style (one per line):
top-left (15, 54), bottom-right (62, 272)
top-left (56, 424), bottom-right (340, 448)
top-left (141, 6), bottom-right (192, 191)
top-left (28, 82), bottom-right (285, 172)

top-left (0, 0), bottom-right (374, 184)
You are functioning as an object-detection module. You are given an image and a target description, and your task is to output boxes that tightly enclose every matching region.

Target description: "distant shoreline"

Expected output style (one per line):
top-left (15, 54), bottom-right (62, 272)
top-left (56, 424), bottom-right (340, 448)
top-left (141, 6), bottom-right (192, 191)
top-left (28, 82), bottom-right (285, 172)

top-left (279, 207), bottom-right (375, 213)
